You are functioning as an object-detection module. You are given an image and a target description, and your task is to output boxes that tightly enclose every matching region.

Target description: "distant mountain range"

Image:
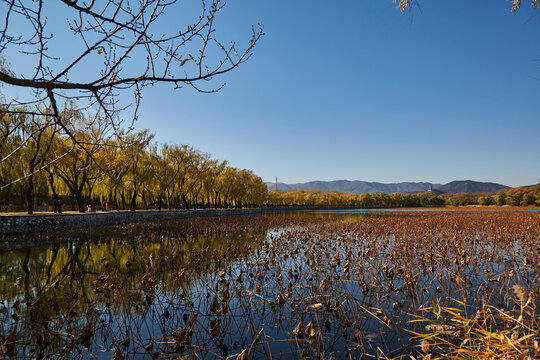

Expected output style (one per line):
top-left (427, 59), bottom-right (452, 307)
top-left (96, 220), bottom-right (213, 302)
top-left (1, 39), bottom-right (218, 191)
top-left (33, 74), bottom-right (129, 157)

top-left (266, 180), bottom-right (511, 194)
top-left (435, 180), bottom-right (510, 193)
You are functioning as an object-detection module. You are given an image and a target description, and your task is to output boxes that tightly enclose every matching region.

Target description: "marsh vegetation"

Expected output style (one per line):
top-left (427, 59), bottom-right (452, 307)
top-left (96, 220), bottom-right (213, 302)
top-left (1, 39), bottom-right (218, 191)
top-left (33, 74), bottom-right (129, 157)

top-left (0, 211), bottom-right (538, 359)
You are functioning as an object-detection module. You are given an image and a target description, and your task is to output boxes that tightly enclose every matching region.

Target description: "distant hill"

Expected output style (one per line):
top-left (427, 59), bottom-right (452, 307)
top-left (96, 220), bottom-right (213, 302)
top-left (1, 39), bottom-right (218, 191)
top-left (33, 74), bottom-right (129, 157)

top-left (266, 179), bottom-right (510, 194)
top-left (521, 183), bottom-right (540, 188)
top-left (266, 180), bottom-right (438, 194)
top-left (435, 180), bottom-right (510, 193)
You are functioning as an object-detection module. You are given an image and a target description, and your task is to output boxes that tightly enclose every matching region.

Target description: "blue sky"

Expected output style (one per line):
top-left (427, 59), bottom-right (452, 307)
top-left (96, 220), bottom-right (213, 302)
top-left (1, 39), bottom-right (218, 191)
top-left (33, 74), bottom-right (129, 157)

top-left (3, 0), bottom-right (540, 187)
top-left (132, 0), bottom-right (540, 187)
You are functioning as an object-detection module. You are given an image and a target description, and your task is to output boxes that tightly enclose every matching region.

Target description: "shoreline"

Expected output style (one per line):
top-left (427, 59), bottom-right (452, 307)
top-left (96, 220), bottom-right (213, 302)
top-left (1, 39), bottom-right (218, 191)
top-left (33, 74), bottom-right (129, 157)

top-left (0, 208), bottom-right (262, 235)
top-left (1, 205), bottom-right (538, 235)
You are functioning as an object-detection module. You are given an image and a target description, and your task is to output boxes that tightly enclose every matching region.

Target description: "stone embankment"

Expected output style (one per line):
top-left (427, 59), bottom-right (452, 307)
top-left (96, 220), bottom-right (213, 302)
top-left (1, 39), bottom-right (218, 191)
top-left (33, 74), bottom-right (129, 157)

top-left (0, 209), bottom-right (262, 235)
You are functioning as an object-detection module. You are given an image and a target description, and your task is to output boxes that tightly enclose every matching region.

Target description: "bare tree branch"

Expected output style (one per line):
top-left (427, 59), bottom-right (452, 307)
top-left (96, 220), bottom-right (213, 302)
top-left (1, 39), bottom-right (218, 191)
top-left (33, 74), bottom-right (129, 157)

top-left (0, 0), bottom-right (262, 182)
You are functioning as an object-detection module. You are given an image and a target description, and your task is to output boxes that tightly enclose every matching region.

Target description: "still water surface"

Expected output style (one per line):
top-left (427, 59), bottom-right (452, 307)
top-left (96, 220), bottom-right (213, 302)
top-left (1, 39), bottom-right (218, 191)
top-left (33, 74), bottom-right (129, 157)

top-left (0, 210), bottom-right (538, 359)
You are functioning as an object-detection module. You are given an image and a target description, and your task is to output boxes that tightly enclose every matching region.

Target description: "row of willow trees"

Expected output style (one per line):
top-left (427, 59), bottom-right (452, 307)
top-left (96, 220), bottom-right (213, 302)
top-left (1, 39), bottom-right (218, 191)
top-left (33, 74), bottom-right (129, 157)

top-left (0, 109), bottom-right (268, 214)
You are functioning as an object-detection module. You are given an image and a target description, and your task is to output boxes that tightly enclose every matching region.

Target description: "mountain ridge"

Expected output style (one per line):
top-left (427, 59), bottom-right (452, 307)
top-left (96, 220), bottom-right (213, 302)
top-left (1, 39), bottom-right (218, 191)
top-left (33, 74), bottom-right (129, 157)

top-left (266, 179), bottom-right (511, 194)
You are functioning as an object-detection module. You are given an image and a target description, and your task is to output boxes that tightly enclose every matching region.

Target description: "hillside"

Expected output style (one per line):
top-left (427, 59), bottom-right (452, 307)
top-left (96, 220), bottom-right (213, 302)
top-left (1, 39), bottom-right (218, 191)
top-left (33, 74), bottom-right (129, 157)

top-left (267, 179), bottom-right (511, 194)
top-left (435, 180), bottom-right (510, 193)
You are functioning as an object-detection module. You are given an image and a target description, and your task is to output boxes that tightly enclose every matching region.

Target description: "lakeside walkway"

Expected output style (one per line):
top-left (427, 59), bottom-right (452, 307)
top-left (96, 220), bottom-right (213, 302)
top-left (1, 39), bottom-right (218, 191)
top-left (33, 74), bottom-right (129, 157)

top-left (0, 208), bottom-right (217, 216)
top-left (0, 208), bottom-right (263, 235)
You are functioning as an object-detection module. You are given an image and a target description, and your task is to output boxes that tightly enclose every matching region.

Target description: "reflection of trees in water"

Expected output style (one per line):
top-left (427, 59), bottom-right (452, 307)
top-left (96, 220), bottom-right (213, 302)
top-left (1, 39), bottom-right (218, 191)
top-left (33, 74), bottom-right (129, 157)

top-left (0, 229), bottom-right (266, 358)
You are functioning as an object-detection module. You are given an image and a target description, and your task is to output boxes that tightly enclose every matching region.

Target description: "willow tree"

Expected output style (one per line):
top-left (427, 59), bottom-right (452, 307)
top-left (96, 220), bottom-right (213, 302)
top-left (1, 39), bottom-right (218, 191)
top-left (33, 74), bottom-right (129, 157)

top-left (19, 118), bottom-right (60, 214)
top-left (122, 131), bottom-right (154, 211)
top-left (49, 116), bottom-right (107, 212)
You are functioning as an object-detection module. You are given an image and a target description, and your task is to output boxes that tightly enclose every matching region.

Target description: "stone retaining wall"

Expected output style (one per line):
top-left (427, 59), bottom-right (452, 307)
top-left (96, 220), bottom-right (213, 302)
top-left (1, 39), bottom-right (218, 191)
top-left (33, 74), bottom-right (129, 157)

top-left (0, 209), bottom-right (262, 235)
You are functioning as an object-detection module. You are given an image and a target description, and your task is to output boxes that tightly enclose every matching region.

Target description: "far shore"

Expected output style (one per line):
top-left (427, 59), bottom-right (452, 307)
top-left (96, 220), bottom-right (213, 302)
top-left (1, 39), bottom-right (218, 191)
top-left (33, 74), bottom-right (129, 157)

top-left (1, 204), bottom-right (538, 218)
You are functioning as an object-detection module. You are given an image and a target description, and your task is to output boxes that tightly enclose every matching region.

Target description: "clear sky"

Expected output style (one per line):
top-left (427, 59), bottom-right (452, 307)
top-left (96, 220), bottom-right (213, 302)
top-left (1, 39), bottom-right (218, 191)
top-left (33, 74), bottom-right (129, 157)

top-left (131, 0), bottom-right (540, 187)
top-left (4, 0), bottom-right (540, 187)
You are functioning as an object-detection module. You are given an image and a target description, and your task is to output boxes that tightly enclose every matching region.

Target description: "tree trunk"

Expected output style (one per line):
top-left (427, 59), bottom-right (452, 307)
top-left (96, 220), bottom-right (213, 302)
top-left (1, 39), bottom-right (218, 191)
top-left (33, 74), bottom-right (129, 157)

top-left (130, 191), bottom-right (137, 211)
top-left (48, 172), bottom-right (62, 214)
top-left (167, 194), bottom-right (172, 210)
top-left (120, 191), bottom-right (126, 210)
top-left (113, 193), bottom-right (120, 211)
top-left (142, 196), bottom-right (148, 210)
top-left (26, 176), bottom-right (34, 214)
top-left (75, 191), bottom-right (86, 213)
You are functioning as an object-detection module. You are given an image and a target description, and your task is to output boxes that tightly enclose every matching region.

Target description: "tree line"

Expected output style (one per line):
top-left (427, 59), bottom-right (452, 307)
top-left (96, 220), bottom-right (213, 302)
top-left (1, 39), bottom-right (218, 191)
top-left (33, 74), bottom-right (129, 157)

top-left (442, 185), bottom-right (540, 207)
top-left (0, 109), bottom-right (268, 214)
top-left (2, 107), bottom-right (537, 213)
top-left (265, 190), bottom-right (446, 207)
top-left (264, 186), bottom-right (540, 208)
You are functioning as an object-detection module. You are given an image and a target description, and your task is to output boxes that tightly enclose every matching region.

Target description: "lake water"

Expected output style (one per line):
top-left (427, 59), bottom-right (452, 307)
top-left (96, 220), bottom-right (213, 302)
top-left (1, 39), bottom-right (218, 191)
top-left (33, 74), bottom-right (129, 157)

top-left (0, 210), bottom-right (538, 359)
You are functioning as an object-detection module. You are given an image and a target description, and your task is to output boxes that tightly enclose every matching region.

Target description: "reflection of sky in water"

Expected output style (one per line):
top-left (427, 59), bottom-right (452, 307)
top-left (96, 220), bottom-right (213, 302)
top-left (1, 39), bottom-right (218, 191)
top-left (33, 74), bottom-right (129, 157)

top-left (0, 211), bottom-right (538, 359)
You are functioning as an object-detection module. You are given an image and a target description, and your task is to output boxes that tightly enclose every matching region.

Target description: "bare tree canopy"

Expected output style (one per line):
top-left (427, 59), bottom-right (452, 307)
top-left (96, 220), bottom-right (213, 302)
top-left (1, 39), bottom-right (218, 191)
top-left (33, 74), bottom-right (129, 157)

top-left (0, 0), bottom-right (263, 131)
